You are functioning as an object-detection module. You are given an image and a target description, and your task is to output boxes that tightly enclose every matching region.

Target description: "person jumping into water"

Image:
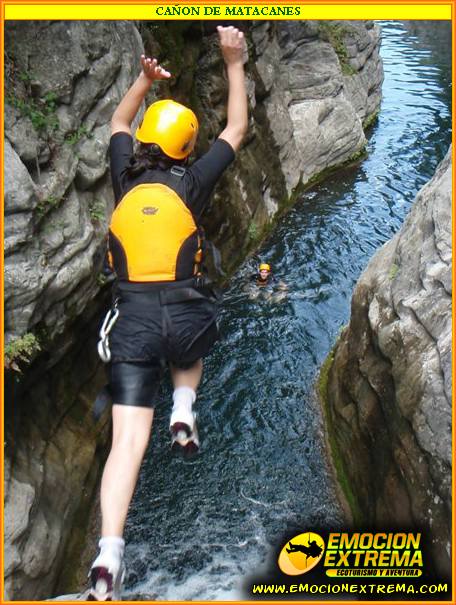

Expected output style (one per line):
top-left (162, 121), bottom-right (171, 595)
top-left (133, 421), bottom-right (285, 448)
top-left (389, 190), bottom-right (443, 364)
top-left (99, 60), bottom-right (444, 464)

top-left (88, 26), bottom-right (248, 601)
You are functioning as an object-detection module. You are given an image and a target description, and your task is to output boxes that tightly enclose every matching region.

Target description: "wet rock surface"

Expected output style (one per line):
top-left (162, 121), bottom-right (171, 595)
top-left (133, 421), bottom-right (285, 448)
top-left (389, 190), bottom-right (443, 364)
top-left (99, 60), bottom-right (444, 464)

top-left (4, 20), bottom-right (382, 599)
top-left (323, 148), bottom-right (452, 577)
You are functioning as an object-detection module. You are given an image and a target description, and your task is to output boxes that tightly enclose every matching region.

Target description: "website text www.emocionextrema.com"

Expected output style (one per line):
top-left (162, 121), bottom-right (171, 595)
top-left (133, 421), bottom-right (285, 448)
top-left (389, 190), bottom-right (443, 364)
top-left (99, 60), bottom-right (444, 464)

top-left (251, 582), bottom-right (449, 596)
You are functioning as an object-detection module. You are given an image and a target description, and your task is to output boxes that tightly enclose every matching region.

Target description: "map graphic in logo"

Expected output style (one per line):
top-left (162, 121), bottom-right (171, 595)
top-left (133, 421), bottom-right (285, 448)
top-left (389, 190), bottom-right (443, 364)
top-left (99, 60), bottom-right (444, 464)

top-left (278, 532), bottom-right (325, 576)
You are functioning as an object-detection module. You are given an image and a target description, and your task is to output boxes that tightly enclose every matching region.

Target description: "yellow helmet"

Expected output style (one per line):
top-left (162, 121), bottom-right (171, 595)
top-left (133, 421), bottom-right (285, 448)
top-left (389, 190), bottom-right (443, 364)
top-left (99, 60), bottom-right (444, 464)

top-left (135, 100), bottom-right (199, 160)
top-left (259, 263), bottom-right (271, 272)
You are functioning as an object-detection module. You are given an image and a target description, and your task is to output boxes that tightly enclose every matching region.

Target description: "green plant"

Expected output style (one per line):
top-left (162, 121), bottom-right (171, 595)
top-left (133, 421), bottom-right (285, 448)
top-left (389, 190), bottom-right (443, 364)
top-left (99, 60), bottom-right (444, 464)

top-left (5, 333), bottom-right (41, 370)
top-left (36, 194), bottom-right (61, 218)
top-left (64, 125), bottom-right (92, 146)
top-left (89, 199), bottom-right (105, 223)
top-left (19, 70), bottom-right (34, 85)
top-left (320, 23), bottom-right (357, 76)
top-left (7, 91), bottom-right (59, 133)
top-left (43, 91), bottom-right (58, 112)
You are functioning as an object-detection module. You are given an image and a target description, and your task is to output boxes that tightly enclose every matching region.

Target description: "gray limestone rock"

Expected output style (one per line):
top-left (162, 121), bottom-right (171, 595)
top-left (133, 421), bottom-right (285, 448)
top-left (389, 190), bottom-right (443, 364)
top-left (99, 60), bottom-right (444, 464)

top-left (252, 21), bottom-right (383, 193)
top-left (4, 22), bottom-right (143, 346)
top-left (4, 21), bottom-right (142, 601)
top-left (4, 20), bottom-right (384, 600)
top-left (323, 147), bottom-right (452, 577)
top-left (4, 140), bottom-right (38, 257)
top-left (4, 478), bottom-right (36, 577)
top-left (5, 106), bottom-right (51, 165)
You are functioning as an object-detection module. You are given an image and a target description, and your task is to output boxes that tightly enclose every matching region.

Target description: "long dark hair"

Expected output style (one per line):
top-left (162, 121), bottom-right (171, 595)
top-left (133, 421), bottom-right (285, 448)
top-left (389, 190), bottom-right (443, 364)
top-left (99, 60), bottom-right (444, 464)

top-left (123, 143), bottom-right (186, 178)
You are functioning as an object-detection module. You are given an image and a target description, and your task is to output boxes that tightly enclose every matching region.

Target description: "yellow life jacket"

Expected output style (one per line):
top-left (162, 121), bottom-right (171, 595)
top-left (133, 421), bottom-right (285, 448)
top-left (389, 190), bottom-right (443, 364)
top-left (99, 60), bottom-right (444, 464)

top-left (108, 181), bottom-right (203, 282)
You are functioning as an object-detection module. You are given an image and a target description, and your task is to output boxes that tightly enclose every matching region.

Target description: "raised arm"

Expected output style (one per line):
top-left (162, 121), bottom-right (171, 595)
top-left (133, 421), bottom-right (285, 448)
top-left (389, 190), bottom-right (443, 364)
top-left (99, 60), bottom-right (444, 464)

top-left (111, 56), bottom-right (171, 136)
top-left (217, 26), bottom-right (248, 152)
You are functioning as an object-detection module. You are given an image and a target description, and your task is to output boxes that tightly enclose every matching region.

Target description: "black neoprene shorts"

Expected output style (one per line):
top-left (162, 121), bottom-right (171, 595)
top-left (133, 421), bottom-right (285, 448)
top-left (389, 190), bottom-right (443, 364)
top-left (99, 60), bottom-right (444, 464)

top-left (107, 281), bottom-right (219, 407)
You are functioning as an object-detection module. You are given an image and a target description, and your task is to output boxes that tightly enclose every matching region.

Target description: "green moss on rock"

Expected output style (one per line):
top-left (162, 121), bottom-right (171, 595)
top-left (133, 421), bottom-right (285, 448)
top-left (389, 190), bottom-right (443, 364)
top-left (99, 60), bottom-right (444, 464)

top-left (319, 23), bottom-right (357, 76)
top-left (318, 338), bottom-right (364, 525)
top-left (363, 109), bottom-right (380, 131)
top-left (304, 146), bottom-right (367, 191)
top-left (389, 263), bottom-right (399, 280)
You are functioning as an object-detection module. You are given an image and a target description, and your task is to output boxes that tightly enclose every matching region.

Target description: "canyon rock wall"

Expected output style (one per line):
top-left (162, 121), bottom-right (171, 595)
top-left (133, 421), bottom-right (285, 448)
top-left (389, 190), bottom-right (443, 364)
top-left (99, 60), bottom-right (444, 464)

top-left (322, 148), bottom-right (452, 577)
top-left (4, 20), bottom-right (383, 598)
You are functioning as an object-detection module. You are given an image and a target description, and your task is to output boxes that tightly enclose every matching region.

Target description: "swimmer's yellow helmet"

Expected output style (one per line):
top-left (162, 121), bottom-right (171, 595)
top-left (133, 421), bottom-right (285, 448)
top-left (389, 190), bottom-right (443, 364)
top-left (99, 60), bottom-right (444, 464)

top-left (135, 100), bottom-right (199, 160)
top-left (259, 263), bottom-right (271, 272)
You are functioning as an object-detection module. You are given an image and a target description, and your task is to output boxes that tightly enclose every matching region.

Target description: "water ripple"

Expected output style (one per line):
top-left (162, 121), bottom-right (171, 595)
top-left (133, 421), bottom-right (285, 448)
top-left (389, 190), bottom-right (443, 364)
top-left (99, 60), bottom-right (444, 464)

top-left (124, 21), bottom-right (452, 600)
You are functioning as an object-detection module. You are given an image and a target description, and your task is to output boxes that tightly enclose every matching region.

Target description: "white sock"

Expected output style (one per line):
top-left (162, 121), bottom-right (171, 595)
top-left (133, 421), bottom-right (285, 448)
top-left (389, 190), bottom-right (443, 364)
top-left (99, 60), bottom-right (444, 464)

top-left (92, 537), bottom-right (125, 573)
top-left (99, 536), bottom-right (125, 556)
top-left (172, 386), bottom-right (196, 413)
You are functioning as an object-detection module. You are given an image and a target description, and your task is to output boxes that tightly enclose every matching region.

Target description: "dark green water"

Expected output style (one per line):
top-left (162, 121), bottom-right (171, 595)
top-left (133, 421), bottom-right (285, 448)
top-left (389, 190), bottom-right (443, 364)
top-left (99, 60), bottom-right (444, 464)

top-left (123, 22), bottom-right (452, 600)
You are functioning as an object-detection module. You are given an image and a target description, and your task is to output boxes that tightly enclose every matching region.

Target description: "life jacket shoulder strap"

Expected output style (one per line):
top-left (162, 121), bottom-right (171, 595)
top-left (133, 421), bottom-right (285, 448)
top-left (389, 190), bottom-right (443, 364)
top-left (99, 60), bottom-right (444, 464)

top-left (156, 164), bottom-right (187, 193)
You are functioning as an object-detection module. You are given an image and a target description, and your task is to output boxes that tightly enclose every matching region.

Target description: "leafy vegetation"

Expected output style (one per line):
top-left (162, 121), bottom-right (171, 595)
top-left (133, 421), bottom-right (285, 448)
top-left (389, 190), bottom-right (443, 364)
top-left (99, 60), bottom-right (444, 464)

top-left (36, 194), bottom-right (62, 218)
top-left (7, 90), bottom-right (59, 133)
top-left (7, 66), bottom-right (94, 148)
top-left (18, 70), bottom-right (34, 85)
top-left (64, 125), bottom-right (92, 146)
top-left (89, 199), bottom-right (105, 223)
top-left (5, 333), bottom-right (41, 370)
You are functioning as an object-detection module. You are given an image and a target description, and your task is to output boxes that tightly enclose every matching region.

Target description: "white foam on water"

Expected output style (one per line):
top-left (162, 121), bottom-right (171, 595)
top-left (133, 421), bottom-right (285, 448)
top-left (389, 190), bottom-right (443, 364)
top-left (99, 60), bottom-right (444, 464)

top-left (124, 550), bottom-right (255, 601)
top-left (124, 524), bottom-right (271, 602)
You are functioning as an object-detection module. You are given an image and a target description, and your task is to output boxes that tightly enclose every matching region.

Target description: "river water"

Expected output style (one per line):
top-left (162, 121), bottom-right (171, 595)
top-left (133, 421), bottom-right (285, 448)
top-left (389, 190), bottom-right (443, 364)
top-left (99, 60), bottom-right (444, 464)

top-left (123, 21), bottom-right (452, 600)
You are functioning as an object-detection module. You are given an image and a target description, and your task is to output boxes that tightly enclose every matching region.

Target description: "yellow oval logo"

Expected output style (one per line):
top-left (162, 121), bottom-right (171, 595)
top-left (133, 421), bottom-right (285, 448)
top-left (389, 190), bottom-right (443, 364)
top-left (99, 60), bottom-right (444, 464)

top-left (278, 532), bottom-right (325, 576)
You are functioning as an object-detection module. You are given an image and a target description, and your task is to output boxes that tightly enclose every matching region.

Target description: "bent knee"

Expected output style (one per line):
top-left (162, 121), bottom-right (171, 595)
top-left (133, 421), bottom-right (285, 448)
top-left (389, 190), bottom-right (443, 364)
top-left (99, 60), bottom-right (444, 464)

top-left (111, 430), bottom-right (151, 456)
top-left (111, 405), bottom-right (154, 453)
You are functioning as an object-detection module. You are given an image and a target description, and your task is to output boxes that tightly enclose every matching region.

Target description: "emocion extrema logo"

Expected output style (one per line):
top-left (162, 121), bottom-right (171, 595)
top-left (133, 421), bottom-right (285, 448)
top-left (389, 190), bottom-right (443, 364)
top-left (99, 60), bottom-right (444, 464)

top-left (278, 532), bottom-right (325, 576)
top-left (278, 531), bottom-right (424, 578)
